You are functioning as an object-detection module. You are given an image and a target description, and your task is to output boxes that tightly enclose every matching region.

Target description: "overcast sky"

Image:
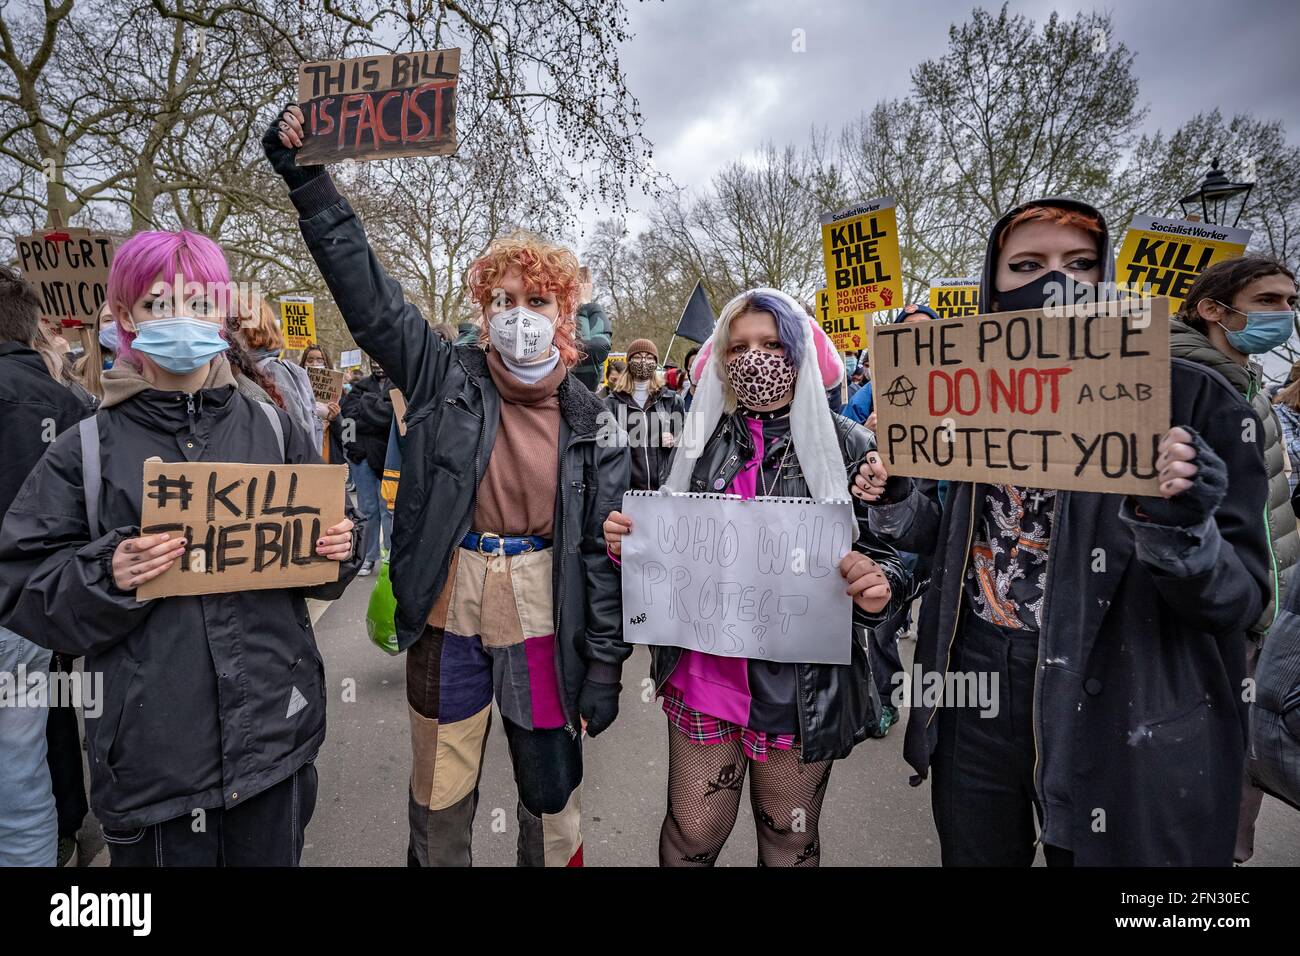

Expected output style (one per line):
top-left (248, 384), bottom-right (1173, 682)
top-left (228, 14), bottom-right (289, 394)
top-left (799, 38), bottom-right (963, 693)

top-left (587, 0), bottom-right (1300, 236)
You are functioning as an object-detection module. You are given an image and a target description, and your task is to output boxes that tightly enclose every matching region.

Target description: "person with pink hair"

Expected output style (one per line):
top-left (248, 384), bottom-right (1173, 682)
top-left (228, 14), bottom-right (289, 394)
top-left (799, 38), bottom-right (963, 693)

top-left (0, 229), bottom-right (364, 867)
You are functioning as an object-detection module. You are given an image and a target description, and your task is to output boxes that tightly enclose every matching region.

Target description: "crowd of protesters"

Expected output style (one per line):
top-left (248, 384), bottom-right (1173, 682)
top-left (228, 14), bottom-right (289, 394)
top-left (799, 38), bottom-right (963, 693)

top-left (0, 104), bottom-right (1296, 869)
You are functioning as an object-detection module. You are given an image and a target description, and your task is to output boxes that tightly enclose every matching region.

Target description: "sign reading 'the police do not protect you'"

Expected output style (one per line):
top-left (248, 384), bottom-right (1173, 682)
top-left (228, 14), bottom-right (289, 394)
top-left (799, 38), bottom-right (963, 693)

top-left (869, 298), bottom-right (1171, 495)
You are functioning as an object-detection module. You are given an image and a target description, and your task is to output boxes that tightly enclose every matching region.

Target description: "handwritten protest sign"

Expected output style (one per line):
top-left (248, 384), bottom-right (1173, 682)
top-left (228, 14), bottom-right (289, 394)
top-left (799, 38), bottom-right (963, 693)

top-left (820, 197), bottom-right (903, 318)
top-left (138, 462), bottom-right (346, 598)
top-left (620, 492), bottom-right (856, 665)
top-left (279, 296), bottom-right (315, 349)
top-left (297, 49), bottom-right (460, 164)
top-left (13, 228), bottom-right (116, 326)
top-left (928, 277), bottom-right (980, 318)
top-left (869, 297), bottom-right (1171, 494)
top-left (307, 366), bottom-right (344, 403)
top-left (1115, 215), bottom-right (1250, 311)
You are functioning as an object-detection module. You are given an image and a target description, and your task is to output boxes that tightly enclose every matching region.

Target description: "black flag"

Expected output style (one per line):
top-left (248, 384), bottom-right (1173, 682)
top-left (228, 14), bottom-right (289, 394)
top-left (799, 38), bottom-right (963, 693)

top-left (674, 279), bottom-right (715, 343)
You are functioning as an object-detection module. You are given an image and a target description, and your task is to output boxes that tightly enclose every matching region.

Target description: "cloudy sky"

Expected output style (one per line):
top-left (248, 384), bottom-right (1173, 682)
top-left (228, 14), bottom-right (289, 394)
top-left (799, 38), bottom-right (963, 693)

top-left (588, 0), bottom-right (1300, 235)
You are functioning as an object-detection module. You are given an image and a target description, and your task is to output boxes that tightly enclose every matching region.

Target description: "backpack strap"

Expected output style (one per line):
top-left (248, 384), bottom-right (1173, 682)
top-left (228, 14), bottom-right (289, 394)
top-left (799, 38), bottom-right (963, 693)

top-left (258, 401), bottom-right (287, 462)
top-left (78, 416), bottom-right (101, 537)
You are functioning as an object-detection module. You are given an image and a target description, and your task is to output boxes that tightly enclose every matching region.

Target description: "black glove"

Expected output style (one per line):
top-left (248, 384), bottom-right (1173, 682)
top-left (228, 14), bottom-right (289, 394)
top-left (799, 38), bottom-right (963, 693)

top-left (1130, 426), bottom-right (1228, 527)
top-left (261, 104), bottom-right (326, 192)
top-left (577, 676), bottom-right (621, 737)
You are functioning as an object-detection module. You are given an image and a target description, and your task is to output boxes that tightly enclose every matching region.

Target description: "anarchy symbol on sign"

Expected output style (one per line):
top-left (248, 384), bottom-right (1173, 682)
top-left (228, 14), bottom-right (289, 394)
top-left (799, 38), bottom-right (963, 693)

top-left (885, 375), bottom-right (917, 407)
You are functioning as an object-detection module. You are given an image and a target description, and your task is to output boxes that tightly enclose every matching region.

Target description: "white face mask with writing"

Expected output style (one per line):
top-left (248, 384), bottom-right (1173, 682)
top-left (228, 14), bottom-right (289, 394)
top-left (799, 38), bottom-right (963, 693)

top-left (488, 306), bottom-right (555, 363)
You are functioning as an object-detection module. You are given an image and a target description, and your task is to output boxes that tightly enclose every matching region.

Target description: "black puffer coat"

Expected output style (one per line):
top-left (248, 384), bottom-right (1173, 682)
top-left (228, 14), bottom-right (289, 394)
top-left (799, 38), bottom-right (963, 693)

top-left (0, 361), bottom-right (365, 829)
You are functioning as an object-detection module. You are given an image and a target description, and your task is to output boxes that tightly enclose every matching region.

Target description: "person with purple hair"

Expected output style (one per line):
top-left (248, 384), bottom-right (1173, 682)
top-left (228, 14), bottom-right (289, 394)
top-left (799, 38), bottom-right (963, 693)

top-left (0, 229), bottom-right (365, 866)
top-left (604, 287), bottom-right (917, 866)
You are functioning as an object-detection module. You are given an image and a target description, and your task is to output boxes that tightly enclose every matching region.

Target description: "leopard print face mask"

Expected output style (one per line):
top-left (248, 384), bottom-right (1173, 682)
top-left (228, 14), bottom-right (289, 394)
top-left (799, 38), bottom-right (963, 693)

top-left (724, 347), bottom-right (797, 409)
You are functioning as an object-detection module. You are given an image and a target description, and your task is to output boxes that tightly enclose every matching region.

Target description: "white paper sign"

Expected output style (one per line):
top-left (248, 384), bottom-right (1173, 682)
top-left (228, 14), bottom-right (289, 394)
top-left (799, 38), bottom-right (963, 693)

top-left (620, 491), bottom-right (856, 665)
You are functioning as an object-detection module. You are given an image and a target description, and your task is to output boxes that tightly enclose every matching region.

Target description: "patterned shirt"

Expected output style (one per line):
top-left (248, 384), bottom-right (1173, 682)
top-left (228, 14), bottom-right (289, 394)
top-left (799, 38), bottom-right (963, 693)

top-left (964, 484), bottom-right (1056, 631)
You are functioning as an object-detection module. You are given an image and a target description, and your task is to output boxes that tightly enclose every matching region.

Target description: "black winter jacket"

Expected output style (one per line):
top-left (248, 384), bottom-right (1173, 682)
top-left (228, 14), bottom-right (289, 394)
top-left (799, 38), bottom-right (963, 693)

top-left (340, 373), bottom-right (393, 476)
top-left (650, 409), bottom-right (917, 762)
top-left (287, 174), bottom-right (632, 730)
top-left (874, 357), bottom-right (1270, 865)
top-left (601, 386), bottom-right (684, 491)
top-left (0, 342), bottom-right (93, 518)
top-left (0, 372), bottom-right (365, 829)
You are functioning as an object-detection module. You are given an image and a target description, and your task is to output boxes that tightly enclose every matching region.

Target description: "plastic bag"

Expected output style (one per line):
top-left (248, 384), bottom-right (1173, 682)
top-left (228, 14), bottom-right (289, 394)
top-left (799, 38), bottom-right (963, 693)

top-left (366, 558), bottom-right (400, 655)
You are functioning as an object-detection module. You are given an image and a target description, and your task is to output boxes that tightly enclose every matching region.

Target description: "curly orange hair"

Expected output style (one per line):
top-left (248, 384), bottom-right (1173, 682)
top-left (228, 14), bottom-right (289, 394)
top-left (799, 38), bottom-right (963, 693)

top-left (465, 231), bottom-right (583, 367)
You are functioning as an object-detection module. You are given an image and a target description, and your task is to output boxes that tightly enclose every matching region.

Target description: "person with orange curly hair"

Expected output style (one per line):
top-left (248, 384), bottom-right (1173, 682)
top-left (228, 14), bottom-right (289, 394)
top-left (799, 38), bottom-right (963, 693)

top-left (265, 105), bottom-right (631, 868)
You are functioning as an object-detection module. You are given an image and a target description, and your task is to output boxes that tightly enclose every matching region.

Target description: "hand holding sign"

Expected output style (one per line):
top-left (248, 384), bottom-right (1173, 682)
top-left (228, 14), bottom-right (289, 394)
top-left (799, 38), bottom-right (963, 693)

top-left (112, 532), bottom-right (188, 593)
top-left (603, 509), bottom-right (632, 557)
top-left (315, 518), bottom-right (356, 560)
top-left (839, 551), bottom-right (891, 613)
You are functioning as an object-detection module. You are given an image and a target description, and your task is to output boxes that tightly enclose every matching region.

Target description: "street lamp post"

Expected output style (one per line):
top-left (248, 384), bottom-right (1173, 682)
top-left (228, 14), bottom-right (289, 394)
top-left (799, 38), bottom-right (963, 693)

top-left (1178, 158), bottom-right (1254, 227)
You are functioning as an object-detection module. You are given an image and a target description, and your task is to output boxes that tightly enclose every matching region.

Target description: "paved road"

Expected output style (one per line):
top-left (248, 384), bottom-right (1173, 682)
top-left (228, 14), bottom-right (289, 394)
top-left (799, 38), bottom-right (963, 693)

top-left (300, 578), bottom-right (1300, 867)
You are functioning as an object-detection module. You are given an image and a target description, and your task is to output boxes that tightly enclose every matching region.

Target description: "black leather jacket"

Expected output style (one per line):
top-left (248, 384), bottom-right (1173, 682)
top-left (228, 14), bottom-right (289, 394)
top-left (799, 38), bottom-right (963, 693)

top-left (649, 409), bottom-right (916, 762)
top-left (287, 174), bottom-right (632, 735)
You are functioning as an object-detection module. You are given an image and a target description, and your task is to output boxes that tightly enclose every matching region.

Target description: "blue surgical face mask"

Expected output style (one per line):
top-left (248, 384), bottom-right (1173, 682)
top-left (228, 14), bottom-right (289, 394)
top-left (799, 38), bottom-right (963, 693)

top-left (1216, 301), bottom-right (1296, 355)
top-left (845, 356), bottom-right (859, 374)
top-left (130, 316), bottom-right (229, 373)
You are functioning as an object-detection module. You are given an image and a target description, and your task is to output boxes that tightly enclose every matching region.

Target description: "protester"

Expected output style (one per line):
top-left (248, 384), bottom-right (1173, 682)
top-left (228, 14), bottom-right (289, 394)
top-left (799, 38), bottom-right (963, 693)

top-left (237, 292), bottom-right (322, 449)
top-left (339, 362), bottom-right (394, 575)
top-left (856, 198), bottom-right (1272, 866)
top-left (267, 105), bottom-right (631, 868)
top-left (1168, 255), bottom-right (1300, 862)
top-left (604, 288), bottom-right (915, 867)
top-left (596, 357), bottom-right (625, 399)
top-left (1274, 366), bottom-right (1300, 496)
top-left (601, 338), bottom-right (684, 491)
top-left (300, 342), bottom-right (344, 465)
top-left (573, 284), bottom-right (611, 391)
top-left (0, 265), bottom-right (93, 867)
top-left (0, 230), bottom-right (362, 866)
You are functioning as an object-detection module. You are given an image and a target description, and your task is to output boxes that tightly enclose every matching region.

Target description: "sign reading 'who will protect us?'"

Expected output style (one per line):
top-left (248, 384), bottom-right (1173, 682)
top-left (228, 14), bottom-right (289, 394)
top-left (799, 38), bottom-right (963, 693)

top-left (820, 197), bottom-right (903, 317)
top-left (870, 298), bottom-right (1171, 495)
top-left (297, 49), bottom-right (460, 164)
top-left (138, 462), bottom-right (347, 598)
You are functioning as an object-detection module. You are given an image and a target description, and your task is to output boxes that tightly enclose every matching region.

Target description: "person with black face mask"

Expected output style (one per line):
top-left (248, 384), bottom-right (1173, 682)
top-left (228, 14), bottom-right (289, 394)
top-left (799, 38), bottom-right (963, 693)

top-left (600, 338), bottom-right (684, 491)
top-left (854, 198), bottom-right (1272, 866)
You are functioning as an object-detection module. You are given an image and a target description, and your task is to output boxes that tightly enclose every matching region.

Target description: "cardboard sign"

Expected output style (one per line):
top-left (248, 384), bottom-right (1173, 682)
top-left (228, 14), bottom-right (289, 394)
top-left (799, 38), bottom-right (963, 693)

top-left (279, 296), bottom-right (315, 350)
top-left (297, 49), bottom-right (460, 164)
top-left (869, 297), bottom-right (1171, 494)
top-left (13, 228), bottom-right (116, 325)
top-left (1115, 216), bottom-right (1250, 311)
top-left (816, 288), bottom-right (866, 351)
top-left (138, 462), bottom-right (346, 598)
top-left (390, 388), bottom-right (407, 436)
top-left (339, 348), bottom-right (363, 369)
top-left (620, 492), bottom-right (856, 665)
top-left (307, 366), bottom-right (345, 403)
top-left (928, 277), bottom-right (980, 318)
top-left (820, 197), bottom-right (903, 318)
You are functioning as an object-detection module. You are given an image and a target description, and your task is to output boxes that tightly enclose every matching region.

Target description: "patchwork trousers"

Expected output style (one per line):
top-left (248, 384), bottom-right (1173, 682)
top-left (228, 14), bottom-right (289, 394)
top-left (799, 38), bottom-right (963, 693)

top-left (406, 545), bottom-right (584, 867)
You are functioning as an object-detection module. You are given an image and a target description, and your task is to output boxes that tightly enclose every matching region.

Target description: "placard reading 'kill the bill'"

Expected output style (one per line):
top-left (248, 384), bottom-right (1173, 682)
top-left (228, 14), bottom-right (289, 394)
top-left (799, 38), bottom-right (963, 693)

top-left (620, 492), bottom-right (856, 665)
top-left (138, 462), bottom-right (347, 598)
top-left (869, 297), bottom-right (1171, 495)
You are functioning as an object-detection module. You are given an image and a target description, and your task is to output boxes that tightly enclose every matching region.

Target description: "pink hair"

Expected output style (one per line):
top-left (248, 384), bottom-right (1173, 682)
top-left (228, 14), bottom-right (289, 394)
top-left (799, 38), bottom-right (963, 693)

top-left (107, 230), bottom-right (232, 369)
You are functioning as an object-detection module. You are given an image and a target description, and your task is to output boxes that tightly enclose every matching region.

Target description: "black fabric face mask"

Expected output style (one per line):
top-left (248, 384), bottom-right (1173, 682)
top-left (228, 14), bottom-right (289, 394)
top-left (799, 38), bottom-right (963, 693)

top-left (994, 270), bottom-right (1095, 313)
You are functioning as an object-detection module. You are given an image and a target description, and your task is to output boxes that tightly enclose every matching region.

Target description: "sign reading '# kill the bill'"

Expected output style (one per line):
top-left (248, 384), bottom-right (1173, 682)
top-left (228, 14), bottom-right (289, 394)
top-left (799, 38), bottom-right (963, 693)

top-left (297, 49), bottom-right (460, 164)
top-left (869, 297), bottom-right (1171, 495)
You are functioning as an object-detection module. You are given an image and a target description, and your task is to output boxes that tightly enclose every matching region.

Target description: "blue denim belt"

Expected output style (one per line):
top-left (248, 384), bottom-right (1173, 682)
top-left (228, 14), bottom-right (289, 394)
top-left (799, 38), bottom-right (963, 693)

top-left (460, 531), bottom-right (551, 555)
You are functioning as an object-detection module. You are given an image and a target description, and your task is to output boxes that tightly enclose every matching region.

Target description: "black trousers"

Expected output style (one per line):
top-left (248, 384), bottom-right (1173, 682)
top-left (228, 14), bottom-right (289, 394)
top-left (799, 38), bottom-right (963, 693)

top-left (102, 763), bottom-right (318, 867)
top-left (930, 612), bottom-right (1073, 866)
top-left (45, 653), bottom-right (88, 838)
